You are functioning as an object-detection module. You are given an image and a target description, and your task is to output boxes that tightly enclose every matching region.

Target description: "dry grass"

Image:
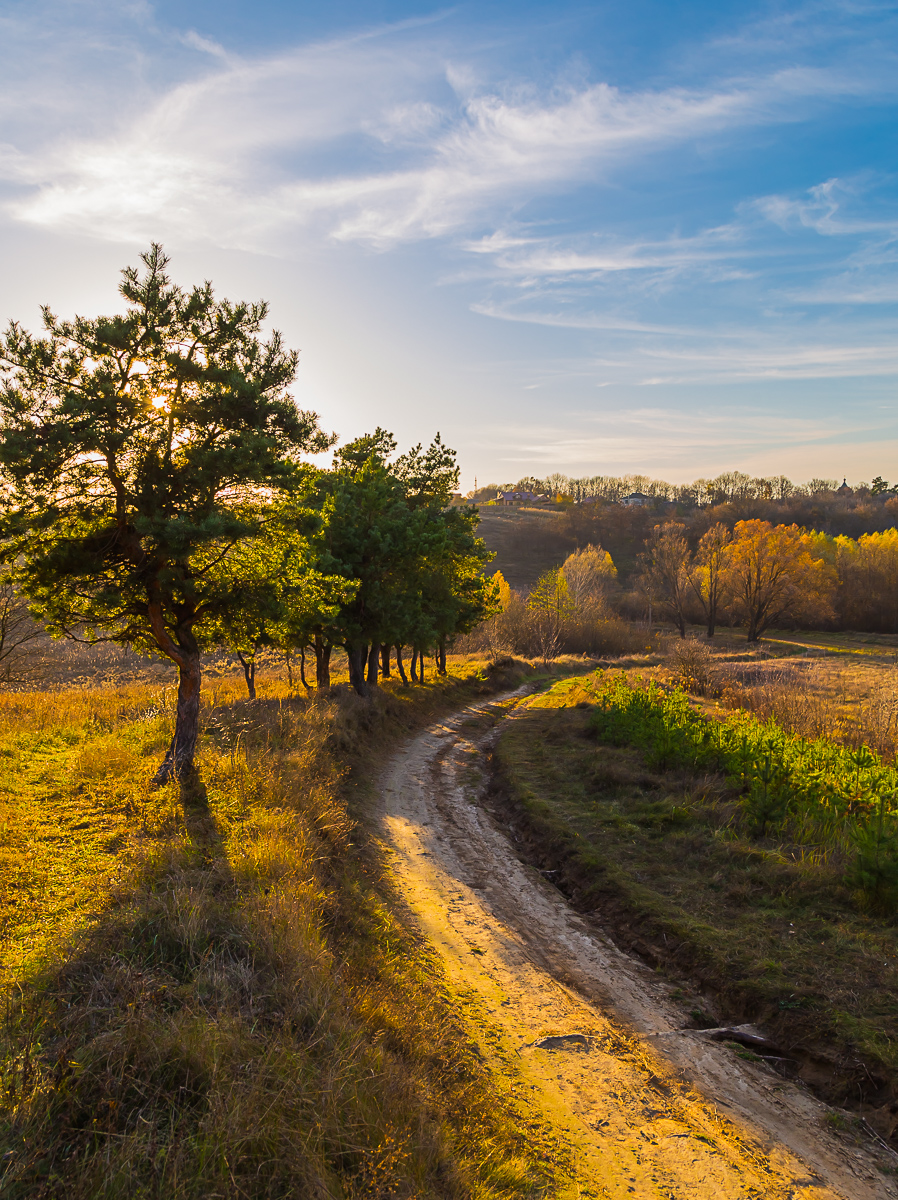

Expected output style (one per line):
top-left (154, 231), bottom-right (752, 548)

top-left (651, 626), bottom-right (898, 760)
top-left (0, 658), bottom-right (557, 1199)
top-left (492, 674), bottom-right (898, 1139)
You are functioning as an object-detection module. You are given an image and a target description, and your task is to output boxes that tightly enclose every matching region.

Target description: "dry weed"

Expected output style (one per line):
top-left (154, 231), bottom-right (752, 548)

top-left (666, 638), bottom-right (718, 696)
top-left (0, 661), bottom-right (554, 1199)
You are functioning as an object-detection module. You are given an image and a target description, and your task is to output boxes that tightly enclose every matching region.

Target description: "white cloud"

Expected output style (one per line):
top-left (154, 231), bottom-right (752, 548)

top-left (179, 30), bottom-right (230, 61)
top-left (753, 177), bottom-right (898, 237)
top-left (4, 25), bottom-right (886, 250)
top-left (469, 301), bottom-right (688, 335)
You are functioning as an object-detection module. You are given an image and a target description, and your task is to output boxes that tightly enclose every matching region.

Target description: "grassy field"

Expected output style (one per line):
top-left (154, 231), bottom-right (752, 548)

top-left (490, 668), bottom-right (898, 1145)
top-left (0, 656), bottom-right (567, 1200)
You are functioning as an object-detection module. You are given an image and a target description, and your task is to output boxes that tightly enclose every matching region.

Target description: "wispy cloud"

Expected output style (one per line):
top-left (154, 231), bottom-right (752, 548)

top-left (3, 17), bottom-right (890, 251)
top-left (2, 0), bottom-right (898, 437)
top-left (753, 177), bottom-right (898, 236)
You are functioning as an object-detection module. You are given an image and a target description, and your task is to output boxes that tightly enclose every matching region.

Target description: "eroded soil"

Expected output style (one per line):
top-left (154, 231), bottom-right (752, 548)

top-left (379, 691), bottom-right (898, 1198)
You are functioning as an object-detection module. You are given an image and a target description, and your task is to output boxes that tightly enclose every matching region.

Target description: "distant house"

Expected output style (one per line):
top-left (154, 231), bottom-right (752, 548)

top-left (837, 478), bottom-right (852, 496)
top-left (496, 490), bottom-right (548, 506)
top-left (621, 492), bottom-right (650, 507)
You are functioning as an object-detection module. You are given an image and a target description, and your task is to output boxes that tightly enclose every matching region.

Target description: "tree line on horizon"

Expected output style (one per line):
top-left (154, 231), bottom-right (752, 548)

top-left (0, 247), bottom-right (494, 784)
top-left (469, 469), bottom-right (897, 508)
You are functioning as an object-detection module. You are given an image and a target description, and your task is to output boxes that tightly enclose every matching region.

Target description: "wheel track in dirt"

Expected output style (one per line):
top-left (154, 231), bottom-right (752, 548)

top-left (379, 689), bottom-right (898, 1199)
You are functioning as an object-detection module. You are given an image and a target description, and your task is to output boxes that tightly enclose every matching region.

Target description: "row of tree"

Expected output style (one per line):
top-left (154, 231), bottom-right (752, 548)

top-left (473, 470), bottom-right (892, 508)
top-left (482, 518), bottom-right (898, 650)
top-left (638, 520), bottom-right (835, 641)
top-left (0, 247), bottom-right (493, 784)
top-left (637, 520), bottom-right (898, 640)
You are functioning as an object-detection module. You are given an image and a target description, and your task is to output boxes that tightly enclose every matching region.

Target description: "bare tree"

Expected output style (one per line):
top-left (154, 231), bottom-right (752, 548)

top-left (0, 575), bottom-right (45, 685)
top-left (638, 523), bottom-right (692, 638)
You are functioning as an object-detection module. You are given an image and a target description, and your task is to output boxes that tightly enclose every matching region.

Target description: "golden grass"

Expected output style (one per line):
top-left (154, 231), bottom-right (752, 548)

top-left (0, 657), bottom-right (557, 1199)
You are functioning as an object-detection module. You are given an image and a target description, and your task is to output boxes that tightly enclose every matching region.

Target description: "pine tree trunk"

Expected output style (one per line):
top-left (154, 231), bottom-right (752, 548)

top-left (394, 644), bottom-right (408, 685)
top-left (347, 644), bottom-right (369, 696)
top-left (380, 644), bottom-right (391, 677)
top-left (153, 649), bottom-right (202, 787)
top-left (300, 646), bottom-right (311, 689)
top-left (285, 652), bottom-right (294, 689)
top-left (237, 652), bottom-right (256, 699)
top-left (366, 643), bottom-right (380, 686)
top-left (438, 635), bottom-right (447, 675)
top-left (410, 646), bottom-right (419, 683)
top-left (314, 635), bottom-right (332, 688)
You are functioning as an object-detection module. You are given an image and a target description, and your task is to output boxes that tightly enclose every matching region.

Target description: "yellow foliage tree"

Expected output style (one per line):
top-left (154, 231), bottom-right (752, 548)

top-left (833, 530), bottom-right (898, 632)
top-left (561, 544), bottom-right (617, 609)
top-left (720, 520), bottom-right (836, 641)
top-left (491, 569), bottom-right (514, 612)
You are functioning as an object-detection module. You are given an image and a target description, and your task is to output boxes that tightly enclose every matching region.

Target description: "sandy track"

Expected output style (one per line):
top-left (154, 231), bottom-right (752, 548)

top-left (379, 691), bottom-right (897, 1199)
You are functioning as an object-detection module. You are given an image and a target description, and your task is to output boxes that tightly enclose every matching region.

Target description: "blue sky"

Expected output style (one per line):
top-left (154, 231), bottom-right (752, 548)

top-left (1, 1), bottom-right (897, 487)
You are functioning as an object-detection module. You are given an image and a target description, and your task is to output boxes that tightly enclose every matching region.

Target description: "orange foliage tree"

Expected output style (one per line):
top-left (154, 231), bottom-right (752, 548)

top-left (720, 520), bottom-right (836, 641)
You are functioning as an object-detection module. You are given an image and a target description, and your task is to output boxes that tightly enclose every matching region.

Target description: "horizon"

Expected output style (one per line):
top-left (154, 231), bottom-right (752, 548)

top-left (2, 0), bottom-right (897, 487)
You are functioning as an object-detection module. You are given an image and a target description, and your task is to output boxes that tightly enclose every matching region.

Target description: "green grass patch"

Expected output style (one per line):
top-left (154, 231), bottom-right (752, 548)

top-left (491, 674), bottom-right (898, 1119)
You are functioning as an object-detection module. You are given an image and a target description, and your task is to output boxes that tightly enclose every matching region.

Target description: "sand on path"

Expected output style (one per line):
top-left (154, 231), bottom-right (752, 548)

top-left (379, 690), bottom-right (898, 1199)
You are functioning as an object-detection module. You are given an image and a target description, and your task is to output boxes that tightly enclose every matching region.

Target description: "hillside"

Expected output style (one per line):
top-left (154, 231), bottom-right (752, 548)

top-left (474, 507), bottom-right (571, 592)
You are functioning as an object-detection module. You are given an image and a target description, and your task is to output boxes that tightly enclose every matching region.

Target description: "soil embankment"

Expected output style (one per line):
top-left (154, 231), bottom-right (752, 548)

top-left (379, 692), bottom-right (896, 1198)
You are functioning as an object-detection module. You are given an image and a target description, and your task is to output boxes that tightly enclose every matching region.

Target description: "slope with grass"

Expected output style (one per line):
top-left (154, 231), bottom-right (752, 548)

top-left (474, 508), bottom-right (570, 593)
top-left (0, 658), bottom-right (562, 1199)
top-left (491, 674), bottom-right (898, 1146)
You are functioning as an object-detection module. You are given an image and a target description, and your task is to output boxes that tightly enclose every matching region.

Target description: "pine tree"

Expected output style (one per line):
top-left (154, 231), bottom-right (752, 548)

top-left (0, 245), bottom-right (332, 783)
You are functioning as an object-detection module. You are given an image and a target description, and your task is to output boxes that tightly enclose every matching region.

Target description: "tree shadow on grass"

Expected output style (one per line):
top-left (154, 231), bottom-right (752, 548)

top-left (0, 769), bottom-right (249, 1195)
top-left (178, 767), bottom-right (232, 875)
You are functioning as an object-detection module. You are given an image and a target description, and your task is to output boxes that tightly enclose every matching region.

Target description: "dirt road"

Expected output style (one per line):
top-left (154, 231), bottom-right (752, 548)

top-left (379, 691), bottom-right (898, 1199)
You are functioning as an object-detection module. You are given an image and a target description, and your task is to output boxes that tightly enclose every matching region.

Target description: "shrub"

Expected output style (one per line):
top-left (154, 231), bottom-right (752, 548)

top-left (666, 638), bottom-right (718, 696)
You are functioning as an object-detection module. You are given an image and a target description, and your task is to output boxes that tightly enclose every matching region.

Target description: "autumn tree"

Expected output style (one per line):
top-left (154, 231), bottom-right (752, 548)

top-left (720, 520), bottom-right (836, 641)
top-left (688, 522), bottom-right (731, 638)
top-left (527, 568), bottom-right (576, 664)
top-left (561, 544), bottom-right (617, 610)
top-left (0, 245), bottom-right (332, 783)
top-left (638, 523), bottom-right (692, 638)
top-left (833, 530), bottom-right (898, 633)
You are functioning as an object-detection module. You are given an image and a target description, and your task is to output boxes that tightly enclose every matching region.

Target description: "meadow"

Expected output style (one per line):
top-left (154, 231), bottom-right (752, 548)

top-left (0, 656), bottom-right (560, 1200)
top-left (490, 638), bottom-right (898, 1146)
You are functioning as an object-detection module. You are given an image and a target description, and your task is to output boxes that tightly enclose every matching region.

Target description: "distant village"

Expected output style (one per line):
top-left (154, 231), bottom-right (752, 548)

top-left (454, 472), bottom-right (887, 510)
